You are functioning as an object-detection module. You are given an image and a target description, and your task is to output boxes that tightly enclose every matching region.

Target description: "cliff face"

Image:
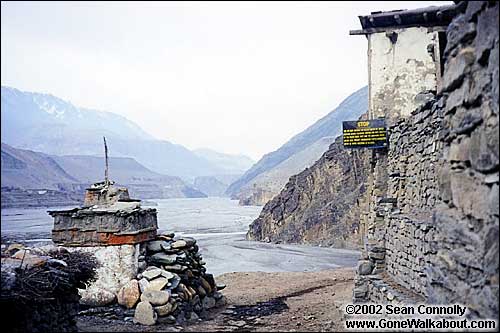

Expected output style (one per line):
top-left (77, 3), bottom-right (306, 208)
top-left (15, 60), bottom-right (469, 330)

top-left (236, 136), bottom-right (336, 206)
top-left (246, 136), bottom-right (370, 249)
top-left (227, 87), bottom-right (368, 204)
top-left (192, 176), bottom-right (229, 197)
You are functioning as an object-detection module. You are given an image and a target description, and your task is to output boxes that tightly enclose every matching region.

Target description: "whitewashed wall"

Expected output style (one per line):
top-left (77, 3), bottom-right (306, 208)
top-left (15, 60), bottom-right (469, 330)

top-left (368, 27), bottom-right (440, 121)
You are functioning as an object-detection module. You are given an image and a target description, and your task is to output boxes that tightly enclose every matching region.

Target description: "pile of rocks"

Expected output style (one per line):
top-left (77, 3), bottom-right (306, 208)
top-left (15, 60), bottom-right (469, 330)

top-left (116, 232), bottom-right (226, 325)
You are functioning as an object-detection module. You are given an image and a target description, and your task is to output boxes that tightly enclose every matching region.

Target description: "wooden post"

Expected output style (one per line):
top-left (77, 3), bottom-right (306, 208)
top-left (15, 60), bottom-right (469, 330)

top-left (103, 136), bottom-right (109, 186)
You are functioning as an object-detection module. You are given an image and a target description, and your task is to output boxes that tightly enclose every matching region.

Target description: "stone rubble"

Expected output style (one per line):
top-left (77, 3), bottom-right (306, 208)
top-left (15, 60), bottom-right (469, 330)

top-left (114, 232), bottom-right (227, 326)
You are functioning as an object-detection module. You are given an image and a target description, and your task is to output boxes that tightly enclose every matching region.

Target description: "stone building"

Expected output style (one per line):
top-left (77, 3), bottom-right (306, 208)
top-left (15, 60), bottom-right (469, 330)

top-left (350, 1), bottom-right (498, 320)
top-left (350, 5), bottom-right (455, 121)
top-left (49, 140), bottom-right (158, 306)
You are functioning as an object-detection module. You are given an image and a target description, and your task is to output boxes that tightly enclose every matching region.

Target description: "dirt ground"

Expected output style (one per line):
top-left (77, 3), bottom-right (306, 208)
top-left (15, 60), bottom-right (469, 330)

top-left (78, 268), bottom-right (354, 332)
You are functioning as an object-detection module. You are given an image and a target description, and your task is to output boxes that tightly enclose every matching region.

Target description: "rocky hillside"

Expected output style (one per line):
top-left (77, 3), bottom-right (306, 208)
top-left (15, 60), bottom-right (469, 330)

top-left (1, 142), bottom-right (79, 189)
top-left (237, 136), bottom-right (336, 205)
top-left (52, 154), bottom-right (207, 199)
top-left (226, 86), bottom-right (368, 205)
top-left (192, 176), bottom-right (229, 197)
top-left (247, 135), bottom-right (370, 249)
top-left (193, 148), bottom-right (254, 175)
top-left (1, 143), bottom-right (207, 208)
top-left (1, 86), bottom-right (230, 180)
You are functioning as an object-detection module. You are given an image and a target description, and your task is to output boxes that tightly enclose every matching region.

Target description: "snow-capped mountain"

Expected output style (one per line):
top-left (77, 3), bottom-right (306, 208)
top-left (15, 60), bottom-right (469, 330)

top-left (0, 86), bottom-right (250, 180)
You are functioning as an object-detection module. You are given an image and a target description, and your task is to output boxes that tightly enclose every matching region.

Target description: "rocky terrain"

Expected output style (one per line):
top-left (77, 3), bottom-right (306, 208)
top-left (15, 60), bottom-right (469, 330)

top-left (193, 148), bottom-right (254, 176)
top-left (247, 135), bottom-right (370, 249)
top-left (237, 137), bottom-right (337, 205)
top-left (227, 86), bottom-right (367, 206)
top-left (192, 176), bottom-right (230, 197)
top-left (77, 268), bottom-right (355, 332)
top-left (1, 142), bottom-right (79, 189)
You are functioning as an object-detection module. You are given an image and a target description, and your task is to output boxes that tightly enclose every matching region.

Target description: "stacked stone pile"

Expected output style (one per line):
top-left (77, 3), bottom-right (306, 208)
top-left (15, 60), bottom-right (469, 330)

top-left (116, 232), bottom-right (227, 326)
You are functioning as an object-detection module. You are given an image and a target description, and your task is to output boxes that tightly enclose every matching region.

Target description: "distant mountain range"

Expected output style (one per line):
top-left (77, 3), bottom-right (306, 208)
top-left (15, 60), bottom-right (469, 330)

top-left (1, 142), bottom-right (78, 189)
top-left (193, 148), bottom-right (254, 175)
top-left (1, 86), bottom-right (253, 181)
top-left (1, 143), bottom-right (207, 207)
top-left (226, 86), bottom-right (368, 205)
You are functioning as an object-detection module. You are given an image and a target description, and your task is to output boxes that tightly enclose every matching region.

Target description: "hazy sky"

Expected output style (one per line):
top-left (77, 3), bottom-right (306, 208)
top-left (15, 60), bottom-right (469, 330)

top-left (1, 1), bottom-right (449, 160)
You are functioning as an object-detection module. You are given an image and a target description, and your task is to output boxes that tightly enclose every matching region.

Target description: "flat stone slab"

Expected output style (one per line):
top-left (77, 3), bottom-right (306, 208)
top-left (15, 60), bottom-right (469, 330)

top-left (141, 290), bottom-right (170, 306)
top-left (145, 277), bottom-right (169, 292)
top-left (151, 253), bottom-right (177, 265)
top-left (142, 267), bottom-right (162, 280)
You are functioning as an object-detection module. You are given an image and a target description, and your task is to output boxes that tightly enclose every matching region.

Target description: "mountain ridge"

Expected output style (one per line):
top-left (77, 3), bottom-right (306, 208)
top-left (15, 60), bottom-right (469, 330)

top-left (226, 86), bottom-right (368, 204)
top-left (1, 86), bottom-right (252, 181)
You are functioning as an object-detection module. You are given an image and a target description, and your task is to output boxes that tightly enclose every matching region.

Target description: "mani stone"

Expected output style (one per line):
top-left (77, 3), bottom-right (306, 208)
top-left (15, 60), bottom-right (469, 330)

top-left (162, 264), bottom-right (186, 273)
top-left (147, 240), bottom-right (168, 253)
top-left (142, 267), bottom-right (163, 280)
top-left (138, 278), bottom-right (150, 293)
top-left (171, 240), bottom-right (187, 249)
top-left (117, 279), bottom-right (140, 309)
top-left (141, 290), bottom-right (170, 306)
top-left (145, 277), bottom-right (169, 292)
top-left (160, 270), bottom-right (174, 280)
top-left (151, 253), bottom-right (177, 265)
top-left (134, 301), bottom-right (157, 326)
top-left (154, 303), bottom-right (173, 317)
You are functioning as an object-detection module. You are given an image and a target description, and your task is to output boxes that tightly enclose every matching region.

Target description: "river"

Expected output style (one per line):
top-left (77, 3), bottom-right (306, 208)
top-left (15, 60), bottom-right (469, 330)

top-left (1, 197), bottom-right (360, 276)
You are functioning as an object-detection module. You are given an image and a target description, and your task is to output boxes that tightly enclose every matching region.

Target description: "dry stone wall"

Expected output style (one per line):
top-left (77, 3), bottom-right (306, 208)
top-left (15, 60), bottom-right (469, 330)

top-left (354, 1), bottom-right (499, 320)
top-left (427, 0), bottom-right (499, 319)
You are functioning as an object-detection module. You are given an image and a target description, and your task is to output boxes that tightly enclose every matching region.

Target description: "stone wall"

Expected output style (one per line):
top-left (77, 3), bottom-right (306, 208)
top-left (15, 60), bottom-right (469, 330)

top-left (68, 244), bottom-right (139, 307)
top-left (354, 95), bottom-right (442, 304)
top-left (368, 26), bottom-right (442, 121)
top-left (427, 0), bottom-right (499, 319)
top-left (353, 1), bottom-right (499, 319)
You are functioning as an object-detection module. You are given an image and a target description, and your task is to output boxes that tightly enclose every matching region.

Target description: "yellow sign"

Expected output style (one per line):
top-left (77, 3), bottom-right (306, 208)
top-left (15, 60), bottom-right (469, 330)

top-left (342, 119), bottom-right (388, 149)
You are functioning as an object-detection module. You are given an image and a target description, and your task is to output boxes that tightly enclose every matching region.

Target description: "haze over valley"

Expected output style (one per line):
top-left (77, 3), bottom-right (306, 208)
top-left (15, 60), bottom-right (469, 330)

top-left (1, 84), bottom-right (366, 208)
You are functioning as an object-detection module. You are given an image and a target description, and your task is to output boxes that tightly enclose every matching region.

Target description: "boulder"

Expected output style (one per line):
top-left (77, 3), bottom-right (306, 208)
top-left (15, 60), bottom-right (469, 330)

top-left (202, 296), bottom-right (216, 309)
top-left (117, 279), bottom-right (140, 309)
top-left (358, 260), bottom-right (374, 275)
top-left (151, 253), bottom-right (177, 265)
top-left (142, 267), bottom-right (162, 280)
top-left (160, 270), bottom-right (175, 280)
top-left (6, 243), bottom-right (25, 254)
top-left (147, 240), bottom-right (168, 253)
top-left (154, 303), bottom-right (173, 316)
top-left (145, 277), bottom-right (169, 292)
top-left (138, 278), bottom-right (150, 293)
top-left (134, 301), bottom-right (157, 326)
top-left (80, 287), bottom-right (116, 307)
top-left (171, 240), bottom-right (187, 249)
top-left (141, 290), bottom-right (170, 306)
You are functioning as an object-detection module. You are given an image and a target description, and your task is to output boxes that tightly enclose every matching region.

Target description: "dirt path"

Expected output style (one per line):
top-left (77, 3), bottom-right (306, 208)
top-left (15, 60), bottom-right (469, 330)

top-left (78, 268), bottom-right (354, 332)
